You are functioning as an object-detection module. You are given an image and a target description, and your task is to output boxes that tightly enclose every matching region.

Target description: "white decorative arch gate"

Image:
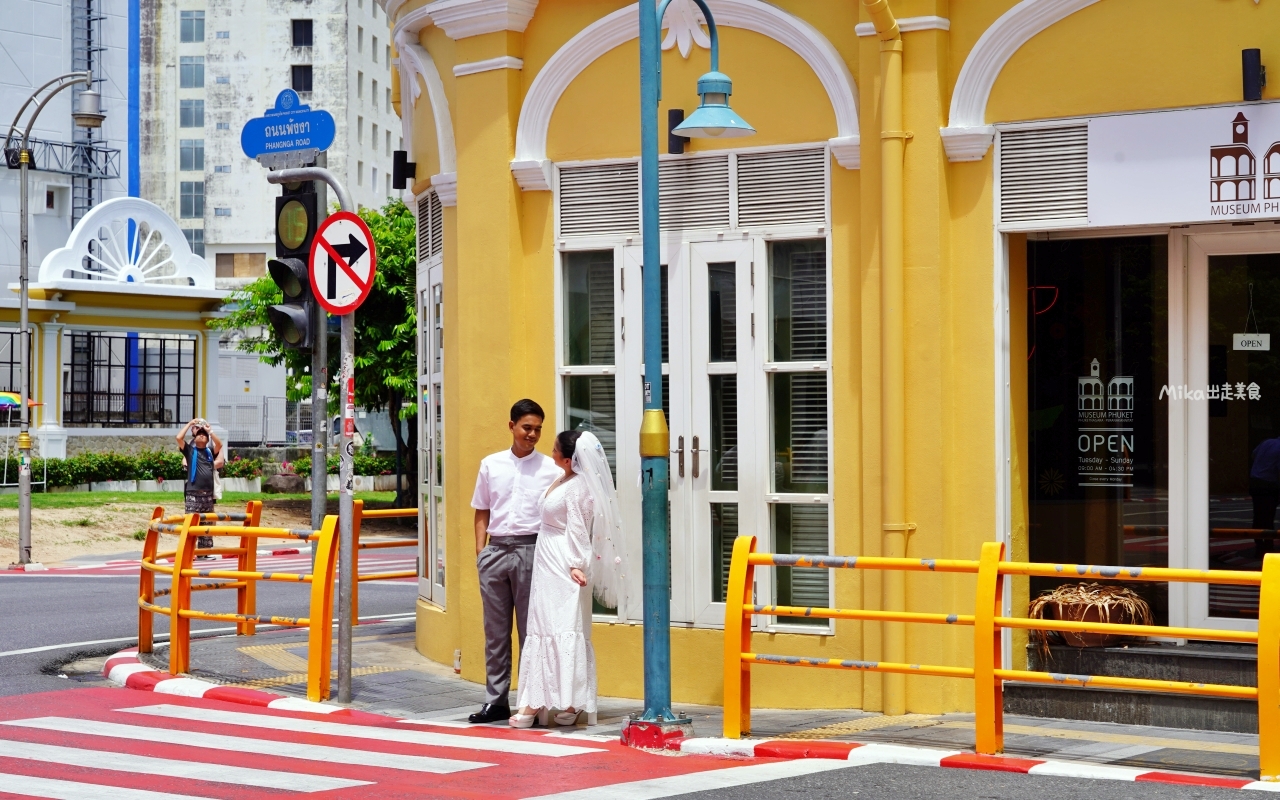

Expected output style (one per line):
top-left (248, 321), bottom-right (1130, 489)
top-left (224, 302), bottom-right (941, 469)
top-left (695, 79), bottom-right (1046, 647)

top-left (39, 197), bottom-right (215, 290)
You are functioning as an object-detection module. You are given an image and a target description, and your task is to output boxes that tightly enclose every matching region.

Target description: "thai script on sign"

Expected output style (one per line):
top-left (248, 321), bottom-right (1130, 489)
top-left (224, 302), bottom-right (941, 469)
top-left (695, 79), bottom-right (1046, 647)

top-left (264, 120), bottom-right (311, 138)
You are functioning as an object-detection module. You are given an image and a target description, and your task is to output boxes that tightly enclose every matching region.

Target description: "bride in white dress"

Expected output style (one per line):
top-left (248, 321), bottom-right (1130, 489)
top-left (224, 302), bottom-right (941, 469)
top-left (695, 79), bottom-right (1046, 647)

top-left (510, 430), bottom-right (624, 728)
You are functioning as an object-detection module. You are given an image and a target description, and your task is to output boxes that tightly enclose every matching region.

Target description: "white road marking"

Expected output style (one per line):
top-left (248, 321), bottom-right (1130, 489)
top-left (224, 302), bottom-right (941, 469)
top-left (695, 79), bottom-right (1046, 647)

top-left (523, 759), bottom-right (852, 799)
top-left (1, 717), bottom-right (491, 774)
top-left (0, 738), bottom-right (368, 792)
top-left (124, 705), bottom-right (606, 758)
top-left (843, 742), bottom-right (961, 766)
top-left (0, 773), bottom-right (212, 800)
top-left (1027, 760), bottom-right (1146, 780)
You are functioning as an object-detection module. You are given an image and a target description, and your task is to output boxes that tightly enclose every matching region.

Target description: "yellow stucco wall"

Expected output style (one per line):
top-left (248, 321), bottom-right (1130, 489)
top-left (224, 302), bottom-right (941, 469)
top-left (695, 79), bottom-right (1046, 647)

top-left (396, 0), bottom-right (1280, 714)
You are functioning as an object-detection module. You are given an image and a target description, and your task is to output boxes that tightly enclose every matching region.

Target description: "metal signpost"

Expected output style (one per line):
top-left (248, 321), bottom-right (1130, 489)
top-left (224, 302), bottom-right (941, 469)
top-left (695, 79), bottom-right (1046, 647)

top-left (309, 210), bottom-right (377, 703)
top-left (243, 91), bottom-right (338, 540)
top-left (246, 91), bottom-right (372, 699)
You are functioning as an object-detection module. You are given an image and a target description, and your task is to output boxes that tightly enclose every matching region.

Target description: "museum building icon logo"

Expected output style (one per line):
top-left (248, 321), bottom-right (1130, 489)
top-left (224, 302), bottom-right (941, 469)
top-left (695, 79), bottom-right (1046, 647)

top-left (1078, 359), bottom-right (1133, 420)
top-left (1209, 112), bottom-right (1280, 202)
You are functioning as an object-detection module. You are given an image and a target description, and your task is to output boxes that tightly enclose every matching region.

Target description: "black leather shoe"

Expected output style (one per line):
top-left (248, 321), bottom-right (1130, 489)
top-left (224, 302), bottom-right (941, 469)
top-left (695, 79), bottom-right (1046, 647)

top-left (468, 703), bottom-right (511, 724)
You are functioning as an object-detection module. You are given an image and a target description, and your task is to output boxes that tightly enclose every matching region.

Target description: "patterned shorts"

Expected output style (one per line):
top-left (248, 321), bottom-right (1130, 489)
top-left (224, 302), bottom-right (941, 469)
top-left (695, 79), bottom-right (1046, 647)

top-left (185, 490), bottom-right (215, 515)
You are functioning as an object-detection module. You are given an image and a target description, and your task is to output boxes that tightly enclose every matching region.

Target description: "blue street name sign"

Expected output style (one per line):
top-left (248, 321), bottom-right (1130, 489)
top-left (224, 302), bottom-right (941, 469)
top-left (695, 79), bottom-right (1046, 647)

top-left (240, 89), bottom-right (336, 159)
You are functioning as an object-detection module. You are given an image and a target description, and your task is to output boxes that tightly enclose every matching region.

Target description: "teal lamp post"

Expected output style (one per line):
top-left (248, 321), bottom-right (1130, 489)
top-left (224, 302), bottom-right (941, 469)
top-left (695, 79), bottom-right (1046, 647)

top-left (632, 0), bottom-right (754, 738)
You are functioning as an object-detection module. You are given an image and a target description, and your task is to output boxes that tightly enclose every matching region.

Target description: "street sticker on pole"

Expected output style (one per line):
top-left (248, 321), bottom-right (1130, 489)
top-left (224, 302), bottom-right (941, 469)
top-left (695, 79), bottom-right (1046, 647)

top-left (308, 211), bottom-right (377, 315)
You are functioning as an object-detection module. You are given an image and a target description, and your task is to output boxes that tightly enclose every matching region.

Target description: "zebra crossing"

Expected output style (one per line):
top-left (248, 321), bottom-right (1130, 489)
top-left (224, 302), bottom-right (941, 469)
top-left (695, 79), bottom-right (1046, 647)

top-left (0, 688), bottom-right (780, 799)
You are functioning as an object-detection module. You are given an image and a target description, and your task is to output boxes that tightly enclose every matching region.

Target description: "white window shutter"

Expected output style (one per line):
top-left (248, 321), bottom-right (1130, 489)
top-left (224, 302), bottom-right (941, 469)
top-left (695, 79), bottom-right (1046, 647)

top-left (660, 155), bottom-right (729, 231)
top-left (558, 163), bottom-right (640, 237)
top-left (417, 190), bottom-right (443, 260)
top-left (999, 125), bottom-right (1088, 227)
top-left (736, 148), bottom-right (826, 228)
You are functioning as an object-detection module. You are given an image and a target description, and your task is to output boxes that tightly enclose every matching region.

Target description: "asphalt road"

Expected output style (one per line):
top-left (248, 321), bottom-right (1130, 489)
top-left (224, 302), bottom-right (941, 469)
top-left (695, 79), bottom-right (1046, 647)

top-left (681, 763), bottom-right (1242, 799)
top-left (0, 548), bottom-right (418, 697)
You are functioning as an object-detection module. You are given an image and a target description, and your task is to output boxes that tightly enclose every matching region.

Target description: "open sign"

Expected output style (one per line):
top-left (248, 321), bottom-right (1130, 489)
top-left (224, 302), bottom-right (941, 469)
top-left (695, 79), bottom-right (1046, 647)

top-left (1233, 333), bottom-right (1271, 351)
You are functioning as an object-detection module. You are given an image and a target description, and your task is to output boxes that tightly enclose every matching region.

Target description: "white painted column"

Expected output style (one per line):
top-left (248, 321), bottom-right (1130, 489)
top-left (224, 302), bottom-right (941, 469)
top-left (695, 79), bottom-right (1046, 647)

top-left (35, 323), bottom-right (66, 459)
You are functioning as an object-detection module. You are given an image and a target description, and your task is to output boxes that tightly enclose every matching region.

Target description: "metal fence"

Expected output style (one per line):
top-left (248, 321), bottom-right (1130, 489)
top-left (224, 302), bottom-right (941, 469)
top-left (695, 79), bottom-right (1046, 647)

top-left (218, 396), bottom-right (311, 446)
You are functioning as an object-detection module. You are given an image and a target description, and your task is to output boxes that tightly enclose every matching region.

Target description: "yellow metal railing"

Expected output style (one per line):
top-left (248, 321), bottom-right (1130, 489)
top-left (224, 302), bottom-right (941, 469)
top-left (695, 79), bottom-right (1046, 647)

top-left (138, 501), bottom-right (339, 701)
top-left (723, 536), bottom-right (1280, 781)
top-left (350, 499), bottom-right (417, 619)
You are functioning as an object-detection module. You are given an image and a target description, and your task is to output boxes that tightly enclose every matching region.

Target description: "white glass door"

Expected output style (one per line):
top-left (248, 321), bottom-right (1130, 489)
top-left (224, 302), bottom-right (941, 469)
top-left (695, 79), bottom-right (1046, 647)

top-left (1184, 231), bottom-right (1280, 631)
top-left (419, 265), bottom-right (445, 607)
top-left (685, 240), bottom-right (761, 626)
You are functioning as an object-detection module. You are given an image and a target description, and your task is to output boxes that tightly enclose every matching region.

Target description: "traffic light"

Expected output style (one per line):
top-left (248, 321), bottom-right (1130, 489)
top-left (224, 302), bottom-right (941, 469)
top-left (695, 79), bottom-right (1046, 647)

top-left (267, 181), bottom-right (319, 349)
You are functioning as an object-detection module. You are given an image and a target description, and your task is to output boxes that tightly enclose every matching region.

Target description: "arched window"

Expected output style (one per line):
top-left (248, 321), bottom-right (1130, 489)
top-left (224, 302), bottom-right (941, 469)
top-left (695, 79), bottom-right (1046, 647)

top-left (1212, 182), bottom-right (1220, 202)
top-left (1222, 155), bottom-right (1238, 177)
top-left (1242, 155), bottom-right (1253, 175)
top-left (1223, 181), bottom-right (1237, 201)
top-left (1268, 152), bottom-right (1280, 173)
top-left (1242, 180), bottom-right (1253, 200)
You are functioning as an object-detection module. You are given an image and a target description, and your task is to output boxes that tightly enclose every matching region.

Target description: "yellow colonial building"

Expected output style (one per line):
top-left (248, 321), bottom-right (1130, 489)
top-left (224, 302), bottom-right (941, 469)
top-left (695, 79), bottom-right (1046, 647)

top-left (386, 0), bottom-right (1280, 716)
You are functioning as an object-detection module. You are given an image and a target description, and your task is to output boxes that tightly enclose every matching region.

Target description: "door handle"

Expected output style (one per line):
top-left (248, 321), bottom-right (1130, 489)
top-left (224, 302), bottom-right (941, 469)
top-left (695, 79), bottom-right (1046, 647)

top-left (692, 435), bottom-right (700, 479)
top-left (674, 435), bottom-right (685, 478)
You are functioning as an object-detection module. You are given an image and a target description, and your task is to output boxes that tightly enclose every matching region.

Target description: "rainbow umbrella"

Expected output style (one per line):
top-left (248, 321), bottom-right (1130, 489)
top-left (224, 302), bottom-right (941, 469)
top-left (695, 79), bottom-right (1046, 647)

top-left (0, 392), bottom-right (20, 408)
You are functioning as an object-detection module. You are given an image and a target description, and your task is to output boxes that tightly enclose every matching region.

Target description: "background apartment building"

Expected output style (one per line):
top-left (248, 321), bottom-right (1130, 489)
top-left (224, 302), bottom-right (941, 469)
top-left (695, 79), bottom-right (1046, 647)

top-left (140, 0), bottom-right (399, 286)
top-left (2, 0), bottom-right (128, 280)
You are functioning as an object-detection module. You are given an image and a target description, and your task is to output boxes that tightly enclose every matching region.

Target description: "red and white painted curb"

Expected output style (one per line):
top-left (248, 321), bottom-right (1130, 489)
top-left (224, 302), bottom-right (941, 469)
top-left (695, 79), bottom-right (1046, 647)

top-left (103, 647), bottom-right (353, 717)
top-left (678, 738), bottom-right (1280, 792)
top-left (101, 646), bottom-right (1278, 791)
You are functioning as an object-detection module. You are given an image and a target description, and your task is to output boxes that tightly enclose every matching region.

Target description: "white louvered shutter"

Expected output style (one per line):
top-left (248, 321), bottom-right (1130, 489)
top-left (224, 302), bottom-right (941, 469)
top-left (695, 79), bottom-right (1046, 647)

top-left (660, 155), bottom-right (729, 230)
top-left (737, 148), bottom-right (826, 228)
top-left (999, 125), bottom-right (1088, 227)
top-left (559, 163), bottom-right (640, 237)
top-left (787, 504), bottom-right (831, 608)
top-left (417, 191), bottom-right (443, 260)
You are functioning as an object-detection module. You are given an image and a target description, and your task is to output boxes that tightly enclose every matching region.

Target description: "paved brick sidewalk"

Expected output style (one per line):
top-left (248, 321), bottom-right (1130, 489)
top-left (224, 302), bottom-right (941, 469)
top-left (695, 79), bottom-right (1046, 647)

top-left (137, 619), bottom-right (1265, 782)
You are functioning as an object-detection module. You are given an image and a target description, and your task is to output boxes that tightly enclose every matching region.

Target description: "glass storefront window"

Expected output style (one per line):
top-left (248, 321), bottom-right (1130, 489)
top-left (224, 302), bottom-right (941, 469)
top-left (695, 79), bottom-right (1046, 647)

top-left (1027, 236), bottom-right (1169, 622)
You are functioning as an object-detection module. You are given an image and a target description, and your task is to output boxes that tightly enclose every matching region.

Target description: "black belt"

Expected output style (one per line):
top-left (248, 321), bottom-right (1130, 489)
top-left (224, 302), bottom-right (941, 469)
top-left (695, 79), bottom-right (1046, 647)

top-left (489, 535), bottom-right (538, 546)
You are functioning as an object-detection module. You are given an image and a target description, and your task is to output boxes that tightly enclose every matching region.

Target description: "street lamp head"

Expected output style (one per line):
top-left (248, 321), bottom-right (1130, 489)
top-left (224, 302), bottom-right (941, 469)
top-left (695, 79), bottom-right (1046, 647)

top-left (73, 89), bottom-right (105, 129)
top-left (672, 71), bottom-right (755, 139)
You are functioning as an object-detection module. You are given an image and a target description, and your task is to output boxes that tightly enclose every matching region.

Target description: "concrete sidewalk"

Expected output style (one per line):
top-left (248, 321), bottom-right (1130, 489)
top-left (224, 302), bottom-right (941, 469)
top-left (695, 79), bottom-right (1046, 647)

top-left (137, 618), bottom-right (1264, 782)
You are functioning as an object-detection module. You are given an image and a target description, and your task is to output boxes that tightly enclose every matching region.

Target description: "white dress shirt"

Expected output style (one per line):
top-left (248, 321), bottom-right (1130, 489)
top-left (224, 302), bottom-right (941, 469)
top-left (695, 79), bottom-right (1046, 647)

top-left (471, 448), bottom-right (563, 537)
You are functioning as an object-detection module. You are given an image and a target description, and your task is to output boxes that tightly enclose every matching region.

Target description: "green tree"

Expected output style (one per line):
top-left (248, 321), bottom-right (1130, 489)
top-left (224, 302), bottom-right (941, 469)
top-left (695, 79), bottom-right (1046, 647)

top-left (210, 198), bottom-right (419, 505)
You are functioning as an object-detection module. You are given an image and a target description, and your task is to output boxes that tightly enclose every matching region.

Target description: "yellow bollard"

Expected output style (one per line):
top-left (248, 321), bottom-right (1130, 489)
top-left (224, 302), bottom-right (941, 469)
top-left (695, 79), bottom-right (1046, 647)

top-left (352, 499), bottom-right (363, 620)
top-left (307, 514), bottom-right (340, 701)
top-left (170, 513), bottom-right (198, 675)
top-left (237, 501), bottom-right (263, 635)
top-left (138, 507), bottom-right (164, 653)
top-left (1259, 552), bottom-right (1280, 780)
top-left (723, 535), bottom-right (757, 739)
top-left (973, 541), bottom-right (1005, 754)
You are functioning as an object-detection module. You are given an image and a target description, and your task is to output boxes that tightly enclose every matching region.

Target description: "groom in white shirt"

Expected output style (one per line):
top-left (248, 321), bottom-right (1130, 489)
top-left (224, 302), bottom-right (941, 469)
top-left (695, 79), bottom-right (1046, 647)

top-left (468, 399), bottom-right (563, 723)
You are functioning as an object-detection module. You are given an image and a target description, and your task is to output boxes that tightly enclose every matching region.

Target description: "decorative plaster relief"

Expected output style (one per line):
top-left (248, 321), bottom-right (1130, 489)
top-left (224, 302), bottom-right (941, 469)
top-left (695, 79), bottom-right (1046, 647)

top-left (662, 0), bottom-right (710, 58)
top-left (39, 197), bottom-right (216, 291)
top-left (426, 0), bottom-right (538, 39)
top-left (510, 0), bottom-right (860, 189)
top-left (431, 172), bottom-right (459, 206)
top-left (942, 0), bottom-right (1099, 162)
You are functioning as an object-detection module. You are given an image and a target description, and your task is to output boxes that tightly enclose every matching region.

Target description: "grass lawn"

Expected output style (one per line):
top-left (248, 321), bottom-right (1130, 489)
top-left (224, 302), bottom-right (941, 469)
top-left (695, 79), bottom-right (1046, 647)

top-left (0, 490), bottom-right (400, 510)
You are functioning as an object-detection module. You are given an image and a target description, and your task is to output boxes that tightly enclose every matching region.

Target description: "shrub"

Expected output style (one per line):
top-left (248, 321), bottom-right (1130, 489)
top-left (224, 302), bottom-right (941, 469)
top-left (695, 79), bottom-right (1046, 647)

top-left (135, 449), bottom-right (185, 481)
top-left (222, 456), bottom-right (263, 479)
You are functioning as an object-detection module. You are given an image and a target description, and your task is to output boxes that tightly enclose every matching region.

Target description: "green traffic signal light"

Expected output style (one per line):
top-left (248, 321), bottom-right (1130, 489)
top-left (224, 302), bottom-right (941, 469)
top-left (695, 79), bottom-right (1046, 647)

top-left (278, 199), bottom-right (310, 251)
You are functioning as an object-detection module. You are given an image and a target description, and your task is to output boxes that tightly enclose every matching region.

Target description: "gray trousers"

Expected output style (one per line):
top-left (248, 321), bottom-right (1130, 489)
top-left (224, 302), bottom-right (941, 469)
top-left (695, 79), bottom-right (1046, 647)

top-left (477, 536), bottom-right (537, 704)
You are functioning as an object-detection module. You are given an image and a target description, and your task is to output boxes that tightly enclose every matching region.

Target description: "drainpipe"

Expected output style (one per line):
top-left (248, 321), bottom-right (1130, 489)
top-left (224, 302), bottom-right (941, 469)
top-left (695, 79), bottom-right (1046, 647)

top-left (863, 0), bottom-right (911, 717)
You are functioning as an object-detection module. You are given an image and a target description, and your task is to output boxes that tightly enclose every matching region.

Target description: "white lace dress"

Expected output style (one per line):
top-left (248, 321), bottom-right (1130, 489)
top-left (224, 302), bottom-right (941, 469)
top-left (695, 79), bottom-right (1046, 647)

top-left (515, 476), bottom-right (597, 713)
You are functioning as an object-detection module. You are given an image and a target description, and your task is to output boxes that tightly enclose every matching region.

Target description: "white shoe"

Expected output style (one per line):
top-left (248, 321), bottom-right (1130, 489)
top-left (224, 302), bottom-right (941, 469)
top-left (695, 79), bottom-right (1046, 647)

top-left (509, 713), bottom-right (537, 728)
top-left (554, 710), bottom-right (579, 726)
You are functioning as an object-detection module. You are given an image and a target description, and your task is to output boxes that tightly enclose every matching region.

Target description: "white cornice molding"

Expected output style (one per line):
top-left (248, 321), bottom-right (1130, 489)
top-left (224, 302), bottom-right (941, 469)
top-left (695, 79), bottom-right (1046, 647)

top-left (512, 0), bottom-right (859, 189)
top-left (382, 0), bottom-right (409, 19)
top-left (431, 172), bottom-right (458, 206)
top-left (391, 4), bottom-right (434, 43)
top-left (828, 135), bottom-right (860, 170)
top-left (855, 15), bottom-right (949, 36)
top-left (511, 159), bottom-right (552, 191)
top-left (940, 126), bottom-right (997, 162)
top-left (426, 0), bottom-right (538, 39)
top-left (942, 0), bottom-right (1098, 162)
top-left (453, 56), bottom-right (524, 76)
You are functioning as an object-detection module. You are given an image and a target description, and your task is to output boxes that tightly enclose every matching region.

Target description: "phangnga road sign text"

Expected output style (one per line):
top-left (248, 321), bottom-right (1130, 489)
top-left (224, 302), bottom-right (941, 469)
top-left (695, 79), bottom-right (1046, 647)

top-left (240, 89), bottom-right (336, 160)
